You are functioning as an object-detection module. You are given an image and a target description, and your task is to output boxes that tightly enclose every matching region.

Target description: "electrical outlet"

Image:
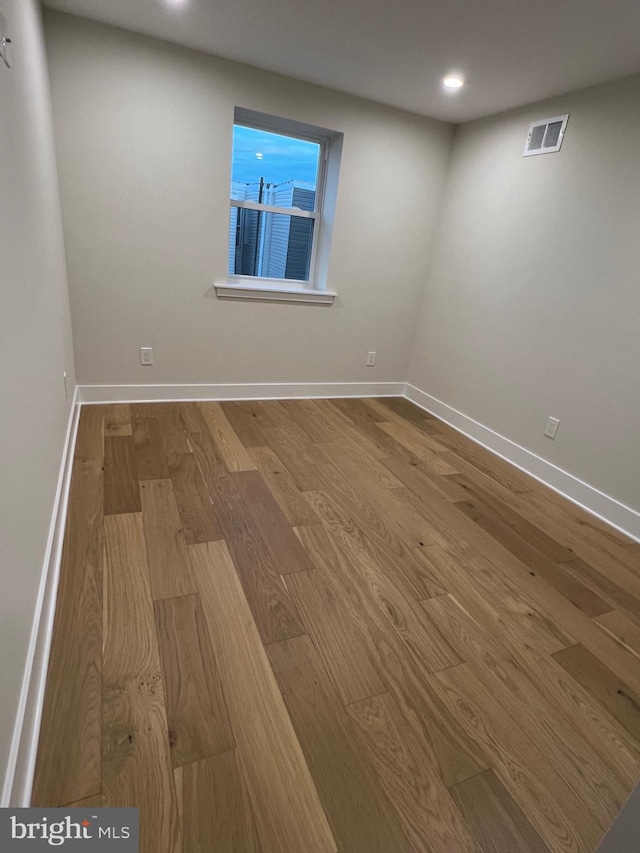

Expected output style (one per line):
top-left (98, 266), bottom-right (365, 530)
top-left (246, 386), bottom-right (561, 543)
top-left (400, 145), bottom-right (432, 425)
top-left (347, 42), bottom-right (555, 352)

top-left (140, 347), bottom-right (154, 366)
top-left (63, 371), bottom-right (68, 399)
top-left (366, 351), bottom-right (377, 367)
top-left (544, 416), bottom-right (560, 439)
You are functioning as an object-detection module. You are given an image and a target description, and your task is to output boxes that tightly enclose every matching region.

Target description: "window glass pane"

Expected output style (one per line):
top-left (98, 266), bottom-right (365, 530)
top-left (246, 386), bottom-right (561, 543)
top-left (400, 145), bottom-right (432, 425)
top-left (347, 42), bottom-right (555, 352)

top-left (230, 125), bottom-right (321, 211)
top-left (230, 208), bottom-right (314, 281)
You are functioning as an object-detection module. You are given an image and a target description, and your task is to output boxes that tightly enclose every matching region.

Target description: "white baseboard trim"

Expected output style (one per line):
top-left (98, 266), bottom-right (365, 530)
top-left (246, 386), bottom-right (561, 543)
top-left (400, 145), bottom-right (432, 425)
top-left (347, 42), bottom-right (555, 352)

top-left (77, 381), bottom-right (405, 404)
top-left (1, 387), bottom-right (81, 808)
top-left (404, 384), bottom-right (640, 544)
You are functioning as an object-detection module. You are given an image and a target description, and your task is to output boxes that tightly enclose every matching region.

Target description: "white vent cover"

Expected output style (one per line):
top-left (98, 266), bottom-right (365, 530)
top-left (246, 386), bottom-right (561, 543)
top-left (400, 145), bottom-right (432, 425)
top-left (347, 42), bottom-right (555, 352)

top-left (523, 114), bottom-right (569, 157)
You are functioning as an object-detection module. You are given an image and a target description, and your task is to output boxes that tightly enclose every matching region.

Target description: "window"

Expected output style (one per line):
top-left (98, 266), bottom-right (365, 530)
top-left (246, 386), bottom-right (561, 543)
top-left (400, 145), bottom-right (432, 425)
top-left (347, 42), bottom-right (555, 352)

top-left (221, 109), bottom-right (340, 301)
top-left (523, 114), bottom-right (569, 157)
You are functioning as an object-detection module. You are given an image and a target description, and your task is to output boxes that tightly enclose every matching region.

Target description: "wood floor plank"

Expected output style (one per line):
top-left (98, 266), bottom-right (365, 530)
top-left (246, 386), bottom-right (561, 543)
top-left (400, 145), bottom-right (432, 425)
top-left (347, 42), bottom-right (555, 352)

top-left (190, 541), bottom-right (337, 853)
top-left (359, 396), bottom-right (452, 448)
top-left (364, 396), bottom-right (441, 431)
top-left (558, 556), bottom-right (640, 628)
top-left (393, 440), bottom-right (463, 475)
top-left (437, 437), bottom-right (537, 494)
top-left (439, 451), bottom-right (532, 507)
top-left (422, 594), bottom-right (636, 815)
top-left (103, 403), bottom-right (132, 436)
top-left (376, 418), bottom-right (448, 455)
top-left (357, 396), bottom-right (450, 455)
top-left (280, 399), bottom-right (347, 443)
top-left (316, 476), bottom-right (574, 651)
top-left (382, 450), bottom-right (472, 504)
top-left (248, 446), bottom-right (319, 527)
top-left (303, 489), bottom-right (462, 673)
top-left (199, 402), bottom-right (257, 471)
top-left (318, 440), bottom-right (405, 491)
top-left (199, 469), bottom-right (303, 643)
top-left (104, 435), bottom-right (141, 515)
top-left (501, 561), bottom-right (640, 696)
top-left (169, 453), bottom-right (224, 545)
top-left (179, 751), bottom-right (262, 853)
top-left (323, 398), bottom-right (402, 459)
top-left (234, 470), bottom-right (316, 574)
top-left (294, 521), bottom-right (398, 643)
top-left (395, 489), bottom-right (640, 685)
top-left (432, 662), bottom-right (605, 853)
top-left (32, 458), bottom-right (103, 807)
top-left (371, 482), bottom-right (459, 559)
top-left (454, 498), bottom-right (613, 617)
top-left (399, 504), bottom-right (575, 660)
top-left (410, 545), bottom-right (452, 598)
top-left (345, 692), bottom-right (483, 853)
top-left (153, 403), bottom-right (191, 469)
top-left (154, 594), bottom-right (234, 768)
top-left (420, 505), bottom-right (640, 694)
top-left (266, 634), bottom-right (413, 853)
top-left (181, 403), bottom-right (305, 644)
top-left (264, 426), bottom-right (328, 491)
top-left (312, 463), bottom-right (441, 600)
top-left (449, 769), bottom-right (551, 853)
top-left (64, 794), bottom-right (104, 808)
top-left (102, 513), bottom-right (181, 853)
top-left (329, 397), bottom-right (387, 430)
top-left (284, 562), bottom-right (386, 705)
top-left (129, 403), bottom-right (161, 419)
top-left (593, 610), bottom-right (640, 660)
top-left (207, 492), bottom-right (303, 644)
top-left (139, 479), bottom-right (197, 600)
top-left (524, 484), bottom-right (634, 549)
top-left (518, 490), bottom-right (640, 588)
top-left (250, 399), bottom-right (304, 432)
top-left (552, 644), bottom-right (640, 743)
top-left (219, 401), bottom-right (276, 447)
top-left (133, 416), bottom-right (170, 480)
top-left (178, 404), bottom-right (229, 501)
top-left (294, 523), bottom-right (490, 788)
top-left (178, 402), bottom-right (225, 468)
top-left (444, 472), bottom-right (575, 563)
top-left (74, 404), bottom-right (104, 460)
top-left (360, 396), bottom-right (424, 421)
top-left (511, 641), bottom-right (640, 792)
top-left (320, 397), bottom-right (401, 440)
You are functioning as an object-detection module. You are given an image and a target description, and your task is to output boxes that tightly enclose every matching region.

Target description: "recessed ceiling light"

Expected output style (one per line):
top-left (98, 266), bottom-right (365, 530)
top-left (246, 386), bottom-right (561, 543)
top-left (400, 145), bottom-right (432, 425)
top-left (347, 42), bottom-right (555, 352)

top-left (443, 76), bottom-right (464, 90)
top-left (165, 0), bottom-right (188, 6)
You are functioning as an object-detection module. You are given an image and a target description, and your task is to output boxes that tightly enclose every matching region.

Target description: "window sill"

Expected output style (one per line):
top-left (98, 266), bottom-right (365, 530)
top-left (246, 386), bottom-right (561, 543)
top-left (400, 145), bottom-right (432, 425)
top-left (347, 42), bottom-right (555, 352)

top-left (215, 282), bottom-right (336, 304)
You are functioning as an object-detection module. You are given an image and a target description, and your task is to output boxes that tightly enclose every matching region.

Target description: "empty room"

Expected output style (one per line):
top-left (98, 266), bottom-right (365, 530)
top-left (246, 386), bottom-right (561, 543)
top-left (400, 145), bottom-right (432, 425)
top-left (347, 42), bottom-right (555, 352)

top-left (2, 0), bottom-right (640, 850)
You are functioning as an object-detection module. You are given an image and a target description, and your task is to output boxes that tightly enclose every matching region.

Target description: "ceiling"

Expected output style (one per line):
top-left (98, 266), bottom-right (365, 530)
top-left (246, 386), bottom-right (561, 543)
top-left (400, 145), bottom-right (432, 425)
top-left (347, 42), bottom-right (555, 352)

top-left (43, 0), bottom-right (640, 123)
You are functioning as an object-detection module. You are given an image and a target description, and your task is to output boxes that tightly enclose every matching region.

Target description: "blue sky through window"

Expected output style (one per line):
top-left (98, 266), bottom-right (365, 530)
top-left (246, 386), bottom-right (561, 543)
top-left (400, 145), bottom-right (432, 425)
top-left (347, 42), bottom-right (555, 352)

top-left (231, 125), bottom-right (320, 188)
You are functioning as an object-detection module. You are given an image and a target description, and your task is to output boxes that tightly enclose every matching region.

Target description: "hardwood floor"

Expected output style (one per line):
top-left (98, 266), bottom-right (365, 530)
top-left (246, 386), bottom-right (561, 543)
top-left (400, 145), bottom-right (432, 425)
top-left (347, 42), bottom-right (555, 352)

top-left (33, 397), bottom-right (640, 852)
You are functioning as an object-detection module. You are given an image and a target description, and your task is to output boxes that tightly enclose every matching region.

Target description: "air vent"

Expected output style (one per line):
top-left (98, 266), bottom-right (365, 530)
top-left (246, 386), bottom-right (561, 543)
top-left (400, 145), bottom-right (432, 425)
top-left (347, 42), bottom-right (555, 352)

top-left (523, 114), bottom-right (569, 157)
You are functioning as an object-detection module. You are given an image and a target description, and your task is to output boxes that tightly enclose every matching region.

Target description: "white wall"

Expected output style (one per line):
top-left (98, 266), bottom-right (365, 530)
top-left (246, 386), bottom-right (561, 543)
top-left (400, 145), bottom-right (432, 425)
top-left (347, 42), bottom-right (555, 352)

top-left (43, 10), bottom-right (453, 388)
top-left (408, 74), bottom-right (640, 517)
top-left (0, 0), bottom-right (75, 799)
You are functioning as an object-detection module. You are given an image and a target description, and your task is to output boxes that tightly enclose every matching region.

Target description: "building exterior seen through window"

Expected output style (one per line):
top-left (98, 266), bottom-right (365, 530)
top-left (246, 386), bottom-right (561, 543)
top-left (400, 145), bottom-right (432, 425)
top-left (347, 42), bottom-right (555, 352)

top-left (229, 123), bottom-right (324, 284)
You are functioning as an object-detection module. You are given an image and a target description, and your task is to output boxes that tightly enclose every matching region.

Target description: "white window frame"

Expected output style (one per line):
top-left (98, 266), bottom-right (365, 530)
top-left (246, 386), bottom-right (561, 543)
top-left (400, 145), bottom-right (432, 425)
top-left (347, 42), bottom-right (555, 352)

top-left (219, 110), bottom-right (336, 304)
top-left (523, 114), bottom-right (569, 157)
